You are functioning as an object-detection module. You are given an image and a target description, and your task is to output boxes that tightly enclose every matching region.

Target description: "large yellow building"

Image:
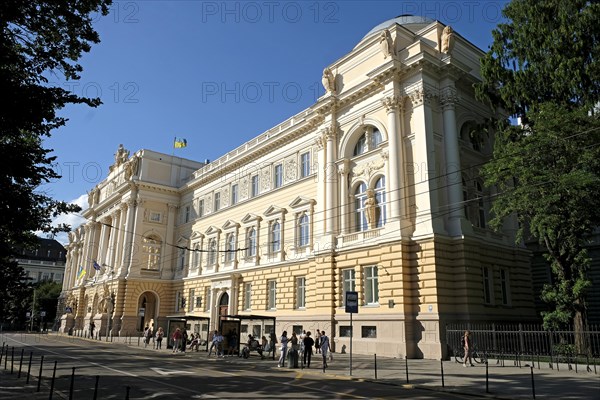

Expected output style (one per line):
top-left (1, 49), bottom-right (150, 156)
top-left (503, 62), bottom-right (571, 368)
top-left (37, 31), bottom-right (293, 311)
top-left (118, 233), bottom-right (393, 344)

top-left (60, 16), bottom-right (536, 359)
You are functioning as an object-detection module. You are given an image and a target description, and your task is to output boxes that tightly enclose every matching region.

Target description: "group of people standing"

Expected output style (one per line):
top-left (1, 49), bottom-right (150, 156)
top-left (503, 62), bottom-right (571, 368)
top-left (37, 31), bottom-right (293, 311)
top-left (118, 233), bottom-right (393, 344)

top-left (277, 329), bottom-right (331, 369)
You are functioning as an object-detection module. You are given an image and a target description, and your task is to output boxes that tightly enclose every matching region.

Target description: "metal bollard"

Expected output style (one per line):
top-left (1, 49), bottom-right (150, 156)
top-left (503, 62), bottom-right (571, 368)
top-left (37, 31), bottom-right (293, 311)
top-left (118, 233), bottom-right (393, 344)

top-left (125, 386), bottom-right (130, 400)
top-left (11, 347), bottom-right (14, 374)
top-left (69, 367), bottom-right (75, 399)
top-left (405, 356), bottom-right (409, 384)
top-left (93, 375), bottom-right (99, 400)
top-left (374, 354), bottom-right (377, 380)
top-left (49, 360), bottom-right (57, 400)
top-left (0, 342), bottom-right (4, 364)
top-left (18, 348), bottom-right (24, 378)
top-left (485, 361), bottom-right (489, 394)
top-left (37, 355), bottom-right (44, 392)
top-left (529, 364), bottom-right (536, 399)
top-left (26, 352), bottom-right (33, 384)
top-left (440, 359), bottom-right (445, 388)
top-left (3, 345), bottom-right (6, 369)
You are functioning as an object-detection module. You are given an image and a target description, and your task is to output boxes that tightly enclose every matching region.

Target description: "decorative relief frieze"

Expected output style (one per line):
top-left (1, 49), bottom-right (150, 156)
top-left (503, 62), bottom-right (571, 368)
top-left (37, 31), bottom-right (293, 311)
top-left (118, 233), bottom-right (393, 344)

top-left (285, 156), bottom-right (297, 182)
top-left (261, 167), bottom-right (271, 191)
top-left (351, 157), bottom-right (386, 179)
top-left (241, 177), bottom-right (248, 199)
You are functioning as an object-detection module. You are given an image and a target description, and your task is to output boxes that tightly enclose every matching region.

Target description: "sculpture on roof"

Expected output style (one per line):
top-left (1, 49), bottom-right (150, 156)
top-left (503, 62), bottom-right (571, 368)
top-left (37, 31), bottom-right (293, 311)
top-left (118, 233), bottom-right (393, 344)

top-left (114, 144), bottom-right (129, 167)
top-left (440, 25), bottom-right (455, 54)
top-left (322, 67), bottom-right (337, 95)
top-left (379, 29), bottom-right (395, 58)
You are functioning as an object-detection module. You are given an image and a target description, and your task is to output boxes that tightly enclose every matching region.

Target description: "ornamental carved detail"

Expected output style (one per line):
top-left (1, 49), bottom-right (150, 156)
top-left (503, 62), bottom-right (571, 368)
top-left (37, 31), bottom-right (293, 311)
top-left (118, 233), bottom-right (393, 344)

top-left (382, 96), bottom-right (402, 113)
top-left (439, 87), bottom-right (460, 109)
top-left (351, 157), bottom-right (386, 179)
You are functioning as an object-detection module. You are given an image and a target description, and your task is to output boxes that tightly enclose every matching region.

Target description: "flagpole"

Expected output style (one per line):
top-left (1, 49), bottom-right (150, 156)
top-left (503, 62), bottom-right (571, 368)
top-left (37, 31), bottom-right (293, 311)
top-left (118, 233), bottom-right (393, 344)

top-left (172, 136), bottom-right (176, 157)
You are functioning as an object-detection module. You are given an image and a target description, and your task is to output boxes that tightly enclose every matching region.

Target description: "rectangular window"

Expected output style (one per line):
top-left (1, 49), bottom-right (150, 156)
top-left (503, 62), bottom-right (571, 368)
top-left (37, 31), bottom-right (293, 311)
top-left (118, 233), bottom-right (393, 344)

top-left (178, 248), bottom-right (185, 270)
top-left (198, 200), bottom-right (204, 218)
top-left (251, 175), bottom-right (259, 197)
top-left (244, 283), bottom-right (252, 310)
top-left (364, 266), bottom-right (379, 305)
top-left (175, 291), bottom-right (181, 312)
top-left (56, 274), bottom-right (62, 282)
top-left (483, 266), bottom-right (493, 304)
top-left (500, 268), bottom-right (510, 305)
top-left (296, 277), bottom-right (306, 309)
top-left (274, 164), bottom-right (283, 188)
top-left (37, 271), bottom-right (42, 282)
top-left (267, 280), bottom-right (277, 309)
top-left (293, 325), bottom-right (303, 335)
top-left (214, 192), bottom-right (221, 212)
top-left (195, 296), bottom-right (202, 308)
top-left (42, 273), bottom-right (49, 281)
top-left (342, 269), bottom-right (356, 306)
top-left (300, 152), bottom-right (310, 178)
top-left (231, 184), bottom-right (238, 205)
top-left (50, 272), bottom-right (55, 281)
top-left (361, 326), bottom-right (377, 338)
top-left (339, 326), bottom-right (352, 337)
top-left (184, 205), bottom-right (190, 223)
top-left (189, 289), bottom-right (195, 311)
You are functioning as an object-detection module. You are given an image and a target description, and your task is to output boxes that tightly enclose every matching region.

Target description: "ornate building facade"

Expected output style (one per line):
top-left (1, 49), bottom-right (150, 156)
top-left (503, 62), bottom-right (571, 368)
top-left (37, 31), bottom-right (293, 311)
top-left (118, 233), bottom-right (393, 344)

top-left (60, 16), bottom-right (536, 358)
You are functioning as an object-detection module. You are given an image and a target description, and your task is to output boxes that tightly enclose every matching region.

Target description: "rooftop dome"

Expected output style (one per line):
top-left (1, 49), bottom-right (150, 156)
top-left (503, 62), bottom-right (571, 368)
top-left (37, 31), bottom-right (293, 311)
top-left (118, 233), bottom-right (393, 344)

top-left (360, 15), bottom-right (436, 42)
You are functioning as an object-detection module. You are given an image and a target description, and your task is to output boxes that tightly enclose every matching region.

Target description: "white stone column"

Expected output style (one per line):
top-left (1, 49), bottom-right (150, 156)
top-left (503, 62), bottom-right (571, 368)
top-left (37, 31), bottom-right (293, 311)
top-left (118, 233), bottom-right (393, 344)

top-left (440, 86), bottom-right (463, 236)
top-left (108, 208), bottom-right (121, 268)
top-left (163, 204), bottom-right (177, 274)
top-left (324, 126), bottom-right (338, 235)
top-left (338, 159), bottom-right (350, 234)
top-left (382, 96), bottom-right (402, 222)
top-left (121, 198), bottom-right (136, 273)
top-left (114, 204), bottom-right (127, 272)
top-left (97, 218), bottom-right (108, 271)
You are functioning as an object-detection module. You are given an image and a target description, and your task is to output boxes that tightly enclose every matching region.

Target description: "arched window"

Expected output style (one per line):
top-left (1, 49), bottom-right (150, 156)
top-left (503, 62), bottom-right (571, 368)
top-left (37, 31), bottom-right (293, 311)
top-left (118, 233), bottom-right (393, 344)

top-left (371, 128), bottom-right (382, 148)
top-left (225, 233), bottom-right (236, 262)
top-left (142, 235), bottom-right (161, 270)
top-left (298, 214), bottom-right (309, 247)
top-left (208, 238), bottom-right (217, 265)
top-left (476, 180), bottom-right (486, 228)
top-left (271, 221), bottom-right (281, 253)
top-left (247, 228), bottom-right (256, 257)
top-left (353, 134), bottom-right (367, 156)
top-left (374, 176), bottom-right (386, 228)
top-left (354, 183), bottom-right (368, 232)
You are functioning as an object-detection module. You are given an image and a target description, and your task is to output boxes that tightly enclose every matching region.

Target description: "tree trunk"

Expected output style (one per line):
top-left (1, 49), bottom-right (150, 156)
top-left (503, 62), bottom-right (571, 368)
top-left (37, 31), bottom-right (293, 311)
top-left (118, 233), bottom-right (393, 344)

top-left (573, 302), bottom-right (589, 355)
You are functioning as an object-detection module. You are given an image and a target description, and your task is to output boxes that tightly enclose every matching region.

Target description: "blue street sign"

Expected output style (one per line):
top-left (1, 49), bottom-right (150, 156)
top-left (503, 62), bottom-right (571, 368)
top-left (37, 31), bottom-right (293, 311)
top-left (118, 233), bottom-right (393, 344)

top-left (345, 291), bottom-right (358, 313)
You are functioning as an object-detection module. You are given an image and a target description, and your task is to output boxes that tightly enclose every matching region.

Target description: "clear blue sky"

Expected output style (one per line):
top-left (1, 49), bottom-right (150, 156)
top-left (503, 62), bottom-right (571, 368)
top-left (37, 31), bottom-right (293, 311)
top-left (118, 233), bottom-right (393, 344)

top-left (41, 0), bottom-right (509, 239)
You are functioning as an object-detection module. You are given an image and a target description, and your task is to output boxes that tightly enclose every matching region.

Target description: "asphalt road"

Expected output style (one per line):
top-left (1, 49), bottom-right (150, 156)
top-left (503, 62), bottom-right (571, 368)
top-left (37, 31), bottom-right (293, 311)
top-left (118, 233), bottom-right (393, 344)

top-left (0, 333), bottom-right (472, 399)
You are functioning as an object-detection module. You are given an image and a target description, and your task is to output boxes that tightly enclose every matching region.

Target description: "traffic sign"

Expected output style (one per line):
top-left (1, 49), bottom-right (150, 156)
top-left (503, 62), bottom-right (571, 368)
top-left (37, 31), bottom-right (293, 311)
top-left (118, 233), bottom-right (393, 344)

top-left (345, 291), bottom-right (358, 313)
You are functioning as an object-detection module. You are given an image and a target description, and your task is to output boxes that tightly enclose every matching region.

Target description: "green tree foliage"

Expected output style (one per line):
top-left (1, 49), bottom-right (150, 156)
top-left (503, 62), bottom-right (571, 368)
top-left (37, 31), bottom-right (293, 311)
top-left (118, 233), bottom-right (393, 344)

top-left (482, 105), bottom-right (600, 330)
top-left (477, 0), bottom-right (600, 334)
top-left (477, 0), bottom-right (600, 118)
top-left (34, 281), bottom-right (63, 329)
top-left (0, 0), bottom-right (111, 324)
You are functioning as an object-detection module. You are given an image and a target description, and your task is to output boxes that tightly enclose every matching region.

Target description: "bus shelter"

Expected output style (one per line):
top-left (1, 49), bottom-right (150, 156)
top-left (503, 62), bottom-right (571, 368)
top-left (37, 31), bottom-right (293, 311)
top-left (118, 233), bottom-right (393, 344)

top-left (221, 314), bottom-right (276, 360)
top-left (165, 315), bottom-right (210, 351)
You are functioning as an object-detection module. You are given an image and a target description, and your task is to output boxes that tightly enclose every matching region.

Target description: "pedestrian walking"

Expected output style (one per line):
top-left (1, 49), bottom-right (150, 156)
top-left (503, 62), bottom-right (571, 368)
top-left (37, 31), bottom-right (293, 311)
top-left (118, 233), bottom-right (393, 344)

top-left (172, 328), bottom-right (182, 353)
top-left (155, 327), bottom-right (164, 349)
top-left (303, 331), bottom-right (314, 368)
top-left (277, 331), bottom-right (288, 367)
top-left (319, 330), bottom-right (332, 369)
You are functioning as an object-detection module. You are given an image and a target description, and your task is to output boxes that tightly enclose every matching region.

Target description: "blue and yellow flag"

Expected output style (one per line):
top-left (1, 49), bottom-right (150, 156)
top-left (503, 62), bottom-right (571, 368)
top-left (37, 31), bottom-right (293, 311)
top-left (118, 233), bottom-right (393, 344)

top-left (77, 266), bottom-right (86, 279)
top-left (174, 137), bottom-right (187, 148)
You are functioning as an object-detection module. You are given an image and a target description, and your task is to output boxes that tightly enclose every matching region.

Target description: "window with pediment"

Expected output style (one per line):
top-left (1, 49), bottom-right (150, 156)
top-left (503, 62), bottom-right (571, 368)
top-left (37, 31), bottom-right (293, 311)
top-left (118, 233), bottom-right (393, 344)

top-left (207, 238), bottom-right (217, 265)
top-left (270, 221), bottom-right (281, 253)
top-left (225, 233), bottom-right (236, 262)
top-left (246, 227), bottom-right (257, 257)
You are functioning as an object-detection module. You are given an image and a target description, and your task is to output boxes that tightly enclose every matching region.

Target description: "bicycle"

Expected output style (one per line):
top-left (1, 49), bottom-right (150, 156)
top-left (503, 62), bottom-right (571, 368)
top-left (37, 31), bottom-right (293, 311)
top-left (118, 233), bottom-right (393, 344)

top-left (454, 345), bottom-right (487, 364)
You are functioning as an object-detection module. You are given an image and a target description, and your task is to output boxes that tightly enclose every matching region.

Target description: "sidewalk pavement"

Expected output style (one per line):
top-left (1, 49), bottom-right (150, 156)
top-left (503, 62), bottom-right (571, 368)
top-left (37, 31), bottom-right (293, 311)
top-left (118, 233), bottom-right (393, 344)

top-left (1, 333), bottom-right (598, 399)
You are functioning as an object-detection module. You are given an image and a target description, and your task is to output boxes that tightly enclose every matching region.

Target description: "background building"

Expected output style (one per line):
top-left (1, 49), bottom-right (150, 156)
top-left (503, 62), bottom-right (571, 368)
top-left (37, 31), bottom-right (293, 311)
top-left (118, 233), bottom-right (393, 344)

top-left (60, 16), bottom-right (537, 358)
top-left (17, 237), bottom-right (66, 284)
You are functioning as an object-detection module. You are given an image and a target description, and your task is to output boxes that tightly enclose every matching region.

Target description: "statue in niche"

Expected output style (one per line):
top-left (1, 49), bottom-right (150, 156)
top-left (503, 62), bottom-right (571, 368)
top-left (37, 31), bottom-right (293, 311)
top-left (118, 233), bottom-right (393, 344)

top-left (321, 67), bottom-right (336, 95)
top-left (114, 144), bottom-right (129, 167)
top-left (379, 29), bottom-right (395, 58)
top-left (66, 293), bottom-right (78, 311)
top-left (97, 283), bottom-right (112, 314)
top-left (365, 189), bottom-right (379, 229)
top-left (440, 25), bottom-right (455, 54)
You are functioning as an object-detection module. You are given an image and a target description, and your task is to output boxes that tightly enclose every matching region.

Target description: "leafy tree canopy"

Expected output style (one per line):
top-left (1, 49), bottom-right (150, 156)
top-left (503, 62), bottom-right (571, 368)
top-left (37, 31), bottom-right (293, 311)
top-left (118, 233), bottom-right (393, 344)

top-left (478, 0), bottom-right (600, 333)
top-left (477, 0), bottom-right (600, 118)
top-left (0, 0), bottom-right (111, 322)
